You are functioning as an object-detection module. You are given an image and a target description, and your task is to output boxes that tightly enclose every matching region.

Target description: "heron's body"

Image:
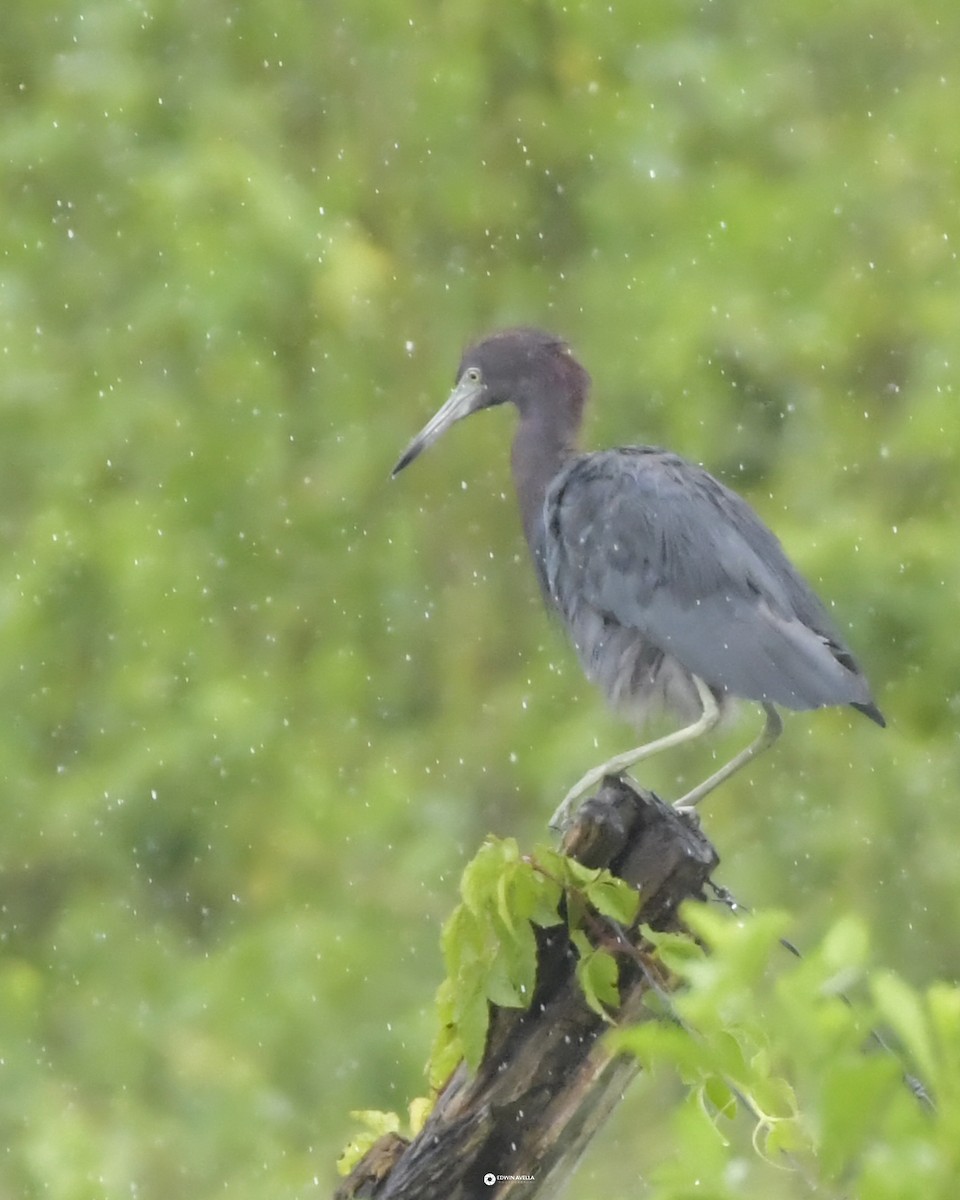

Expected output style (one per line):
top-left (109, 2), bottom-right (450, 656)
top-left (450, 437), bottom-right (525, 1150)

top-left (392, 327), bottom-right (884, 823)
top-left (537, 446), bottom-right (882, 727)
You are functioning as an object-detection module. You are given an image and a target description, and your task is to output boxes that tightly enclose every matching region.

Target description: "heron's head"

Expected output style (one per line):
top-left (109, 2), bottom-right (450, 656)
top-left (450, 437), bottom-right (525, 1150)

top-left (392, 327), bottom-right (589, 476)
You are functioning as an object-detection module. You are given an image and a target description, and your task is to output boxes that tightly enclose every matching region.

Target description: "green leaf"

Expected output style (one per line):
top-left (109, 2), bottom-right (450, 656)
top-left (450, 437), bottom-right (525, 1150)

top-left (572, 931), bottom-right (621, 1020)
top-left (708, 1030), bottom-right (752, 1084)
top-left (554, 854), bottom-right (603, 890)
top-left (485, 914), bottom-right (538, 1008)
top-left (749, 1072), bottom-right (798, 1125)
top-left (336, 1109), bottom-right (402, 1176)
top-left (702, 1072), bottom-right (738, 1120)
top-left (408, 1096), bottom-right (433, 1137)
top-left (760, 1114), bottom-right (806, 1159)
top-left (496, 862), bottom-right (519, 937)
top-left (927, 982), bottom-right (960, 1100)
top-left (611, 1020), bottom-right (717, 1078)
top-left (817, 1056), bottom-right (900, 1179)
top-left (814, 914), bottom-right (870, 997)
top-left (511, 861), bottom-right (564, 928)
top-left (821, 914), bottom-right (870, 975)
top-left (428, 1019), bottom-right (462, 1093)
top-left (460, 837), bottom-right (519, 916)
top-left (440, 904), bottom-right (486, 978)
top-left (428, 977), bottom-right (463, 1090)
top-left (581, 873), bottom-right (641, 925)
top-left (641, 923), bottom-right (708, 971)
top-left (457, 981), bottom-right (491, 1072)
top-left (871, 970), bottom-right (936, 1085)
top-left (350, 1110), bottom-right (401, 1137)
top-left (428, 838), bottom-right (571, 1084)
top-left (652, 1088), bottom-right (734, 1186)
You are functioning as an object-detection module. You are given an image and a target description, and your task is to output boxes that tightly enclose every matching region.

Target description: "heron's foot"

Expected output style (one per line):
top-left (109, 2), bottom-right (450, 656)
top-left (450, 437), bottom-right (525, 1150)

top-left (672, 803), bottom-right (701, 830)
top-left (551, 682), bottom-right (723, 832)
top-left (549, 767), bottom-right (632, 832)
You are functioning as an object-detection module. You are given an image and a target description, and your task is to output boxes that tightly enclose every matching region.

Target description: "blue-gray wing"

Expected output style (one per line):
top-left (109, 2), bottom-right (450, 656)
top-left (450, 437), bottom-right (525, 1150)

top-left (540, 448), bottom-right (879, 715)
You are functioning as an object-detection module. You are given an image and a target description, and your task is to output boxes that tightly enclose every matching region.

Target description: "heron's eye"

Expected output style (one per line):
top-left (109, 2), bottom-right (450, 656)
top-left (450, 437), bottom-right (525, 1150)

top-left (464, 367), bottom-right (482, 384)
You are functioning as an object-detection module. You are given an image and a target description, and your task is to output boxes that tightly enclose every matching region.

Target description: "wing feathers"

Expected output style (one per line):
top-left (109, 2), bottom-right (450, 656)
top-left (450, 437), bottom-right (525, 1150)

top-left (543, 448), bottom-right (881, 716)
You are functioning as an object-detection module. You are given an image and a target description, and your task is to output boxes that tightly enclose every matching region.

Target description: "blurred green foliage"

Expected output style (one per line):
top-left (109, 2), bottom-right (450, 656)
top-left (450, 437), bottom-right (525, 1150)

top-left (0, 0), bottom-right (957, 1195)
top-left (613, 907), bottom-right (960, 1198)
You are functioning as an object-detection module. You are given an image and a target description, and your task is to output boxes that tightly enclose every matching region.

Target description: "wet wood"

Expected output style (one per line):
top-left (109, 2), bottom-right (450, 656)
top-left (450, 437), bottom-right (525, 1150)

top-left (335, 778), bottom-right (718, 1200)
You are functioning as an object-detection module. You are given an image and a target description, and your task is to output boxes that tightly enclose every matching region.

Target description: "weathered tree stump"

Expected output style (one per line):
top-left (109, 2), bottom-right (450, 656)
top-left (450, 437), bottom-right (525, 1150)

top-left (336, 778), bottom-right (719, 1200)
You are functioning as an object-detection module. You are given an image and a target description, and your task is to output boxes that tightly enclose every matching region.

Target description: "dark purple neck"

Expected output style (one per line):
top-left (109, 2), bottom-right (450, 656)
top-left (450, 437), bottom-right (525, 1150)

top-left (510, 396), bottom-right (582, 555)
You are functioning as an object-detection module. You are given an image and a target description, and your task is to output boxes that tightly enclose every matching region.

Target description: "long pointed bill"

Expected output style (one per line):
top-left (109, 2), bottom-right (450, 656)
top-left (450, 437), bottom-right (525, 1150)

top-left (391, 377), bottom-right (485, 476)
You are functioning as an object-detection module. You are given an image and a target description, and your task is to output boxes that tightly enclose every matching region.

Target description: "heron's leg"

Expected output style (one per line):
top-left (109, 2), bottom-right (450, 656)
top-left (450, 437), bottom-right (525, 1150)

top-left (674, 703), bottom-right (782, 811)
top-left (550, 677), bottom-right (721, 830)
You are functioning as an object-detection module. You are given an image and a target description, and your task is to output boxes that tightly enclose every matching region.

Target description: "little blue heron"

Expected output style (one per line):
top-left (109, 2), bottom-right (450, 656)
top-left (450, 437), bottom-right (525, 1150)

top-left (392, 328), bottom-right (884, 828)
